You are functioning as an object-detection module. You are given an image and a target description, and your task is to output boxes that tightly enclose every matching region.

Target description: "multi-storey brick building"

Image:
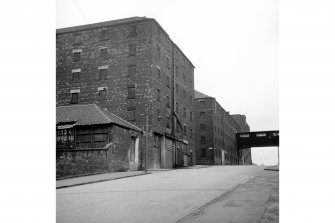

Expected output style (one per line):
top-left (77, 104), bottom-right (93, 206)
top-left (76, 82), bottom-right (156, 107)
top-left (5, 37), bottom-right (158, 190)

top-left (56, 17), bottom-right (195, 169)
top-left (231, 114), bottom-right (252, 165)
top-left (194, 90), bottom-right (241, 165)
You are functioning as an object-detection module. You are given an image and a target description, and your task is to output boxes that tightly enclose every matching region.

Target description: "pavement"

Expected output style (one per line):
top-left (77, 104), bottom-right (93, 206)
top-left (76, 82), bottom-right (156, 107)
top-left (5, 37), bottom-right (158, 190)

top-left (56, 171), bottom-right (149, 189)
top-left (57, 166), bottom-right (279, 223)
top-left (56, 165), bottom-right (212, 189)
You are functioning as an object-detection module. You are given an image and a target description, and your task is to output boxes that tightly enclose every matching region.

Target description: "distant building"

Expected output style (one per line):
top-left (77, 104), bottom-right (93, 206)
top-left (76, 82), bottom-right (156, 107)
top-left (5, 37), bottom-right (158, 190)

top-left (56, 17), bottom-right (195, 169)
top-left (194, 90), bottom-right (240, 165)
top-left (56, 104), bottom-right (142, 178)
top-left (230, 114), bottom-right (252, 165)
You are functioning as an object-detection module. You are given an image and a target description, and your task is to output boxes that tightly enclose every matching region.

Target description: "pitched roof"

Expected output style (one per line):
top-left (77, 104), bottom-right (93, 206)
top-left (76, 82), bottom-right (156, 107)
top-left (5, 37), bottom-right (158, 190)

top-left (56, 104), bottom-right (142, 132)
top-left (194, 90), bottom-right (213, 99)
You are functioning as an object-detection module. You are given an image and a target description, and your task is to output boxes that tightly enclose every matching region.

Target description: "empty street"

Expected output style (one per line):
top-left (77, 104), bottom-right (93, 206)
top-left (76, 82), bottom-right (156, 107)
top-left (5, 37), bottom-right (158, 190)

top-left (57, 166), bottom-right (279, 223)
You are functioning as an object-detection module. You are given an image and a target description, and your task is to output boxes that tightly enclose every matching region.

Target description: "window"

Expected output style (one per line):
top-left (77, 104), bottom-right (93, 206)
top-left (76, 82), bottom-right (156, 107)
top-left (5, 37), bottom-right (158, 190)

top-left (190, 128), bottom-right (193, 138)
top-left (183, 126), bottom-right (187, 136)
top-left (176, 124), bottom-right (180, 133)
top-left (71, 69), bottom-right (80, 82)
top-left (99, 88), bottom-right (107, 101)
top-left (100, 48), bottom-right (108, 58)
top-left (200, 124), bottom-right (205, 130)
top-left (129, 25), bottom-right (137, 37)
top-left (156, 68), bottom-right (161, 79)
top-left (201, 136), bottom-right (206, 144)
top-left (183, 90), bottom-right (186, 98)
top-left (157, 45), bottom-right (161, 59)
top-left (73, 33), bottom-right (82, 44)
top-left (183, 73), bottom-right (186, 82)
top-left (166, 114), bottom-right (171, 128)
top-left (71, 93), bottom-right (79, 104)
top-left (166, 95), bottom-right (170, 108)
top-left (166, 56), bottom-right (170, 68)
top-left (157, 109), bottom-right (161, 123)
top-left (73, 52), bottom-right (81, 61)
top-left (128, 85), bottom-right (136, 99)
top-left (56, 126), bottom-right (74, 149)
top-left (183, 108), bottom-right (186, 118)
top-left (176, 102), bottom-right (179, 113)
top-left (157, 89), bottom-right (161, 101)
top-left (200, 111), bottom-right (205, 118)
top-left (176, 84), bottom-right (179, 93)
top-left (129, 44), bottom-right (136, 56)
top-left (175, 65), bottom-right (178, 76)
top-left (100, 29), bottom-right (109, 40)
top-left (201, 148), bottom-right (206, 157)
top-left (127, 106), bottom-right (136, 121)
top-left (128, 65), bottom-right (137, 76)
top-left (166, 76), bottom-right (170, 88)
top-left (154, 133), bottom-right (162, 147)
top-left (190, 112), bottom-right (193, 122)
top-left (99, 69), bottom-right (107, 80)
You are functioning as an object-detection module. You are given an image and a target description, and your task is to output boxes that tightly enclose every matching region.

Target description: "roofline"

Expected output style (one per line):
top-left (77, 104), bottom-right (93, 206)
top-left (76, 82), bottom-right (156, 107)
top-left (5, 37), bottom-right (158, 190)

top-left (56, 17), bottom-right (195, 68)
top-left (194, 96), bottom-right (215, 100)
top-left (56, 17), bottom-right (149, 34)
top-left (56, 104), bottom-right (142, 132)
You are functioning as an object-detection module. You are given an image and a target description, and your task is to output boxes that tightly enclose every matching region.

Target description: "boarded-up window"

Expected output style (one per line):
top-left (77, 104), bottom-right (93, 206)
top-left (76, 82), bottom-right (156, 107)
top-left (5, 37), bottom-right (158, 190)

top-left (71, 93), bottom-right (79, 104)
top-left (100, 48), bottom-right (108, 58)
top-left (156, 68), bottom-right (161, 79)
top-left (129, 44), bottom-right (136, 56)
top-left (166, 76), bottom-right (170, 88)
top-left (100, 29), bottom-right (109, 40)
top-left (157, 89), bottom-right (161, 102)
top-left (72, 72), bottom-right (80, 82)
top-left (73, 52), bottom-right (81, 61)
top-left (99, 69), bottom-right (107, 80)
top-left (157, 45), bottom-right (161, 59)
top-left (166, 95), bottom-right (170, 108)
top-left (129, 25), bottom-right (137, 37)
top-left (73, 33), bottom-right (82, 44)
top-left (128, 65), bottom-right (136, 76)
top-left (127, 106), bottom-right (136, 121)
top-left (128, 85), bottom-right (136, 99)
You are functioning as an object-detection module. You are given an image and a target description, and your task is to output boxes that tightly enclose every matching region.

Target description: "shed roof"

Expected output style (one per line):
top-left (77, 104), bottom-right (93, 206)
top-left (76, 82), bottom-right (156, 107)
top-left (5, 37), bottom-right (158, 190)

top-left (56, 104), bottom-right (142, 132)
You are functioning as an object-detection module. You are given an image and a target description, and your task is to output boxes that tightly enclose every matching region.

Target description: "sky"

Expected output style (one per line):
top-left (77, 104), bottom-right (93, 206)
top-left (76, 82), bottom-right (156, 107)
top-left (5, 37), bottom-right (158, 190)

top-left (57, 0), bottom-right (279, 165)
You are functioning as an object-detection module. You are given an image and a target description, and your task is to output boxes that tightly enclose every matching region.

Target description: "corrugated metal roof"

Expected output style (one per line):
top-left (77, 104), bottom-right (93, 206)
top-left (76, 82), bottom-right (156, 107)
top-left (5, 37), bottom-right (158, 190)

top-left (56, 104), bottom-right (142, 132)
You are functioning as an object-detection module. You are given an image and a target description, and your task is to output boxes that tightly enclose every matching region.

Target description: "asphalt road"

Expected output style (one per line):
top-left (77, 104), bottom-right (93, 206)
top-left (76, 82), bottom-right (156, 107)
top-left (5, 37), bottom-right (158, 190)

top-left (57, 166), bottom-right (279, 223)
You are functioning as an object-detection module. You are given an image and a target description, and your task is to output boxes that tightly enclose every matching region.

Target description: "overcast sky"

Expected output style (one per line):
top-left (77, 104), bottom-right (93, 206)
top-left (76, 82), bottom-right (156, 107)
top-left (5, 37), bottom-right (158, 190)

top-left (57, 0), bottom-right (279, 165)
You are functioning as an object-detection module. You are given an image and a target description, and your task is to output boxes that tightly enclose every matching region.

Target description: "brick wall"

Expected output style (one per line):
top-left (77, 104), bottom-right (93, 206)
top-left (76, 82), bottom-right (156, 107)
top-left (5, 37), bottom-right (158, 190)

top-left (194, 98), bottom-right (214, 165)
top-left (56, 18), bottom-right (195, 169)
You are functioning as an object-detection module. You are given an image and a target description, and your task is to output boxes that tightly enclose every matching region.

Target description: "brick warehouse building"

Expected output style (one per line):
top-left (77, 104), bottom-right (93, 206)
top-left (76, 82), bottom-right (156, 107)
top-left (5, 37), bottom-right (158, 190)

top-left (231, 114), bottom-right (252, 165)
top-left (194, 90), bottom-right (247, 165)
top-left (56, 17), bottom-right (195, 169)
